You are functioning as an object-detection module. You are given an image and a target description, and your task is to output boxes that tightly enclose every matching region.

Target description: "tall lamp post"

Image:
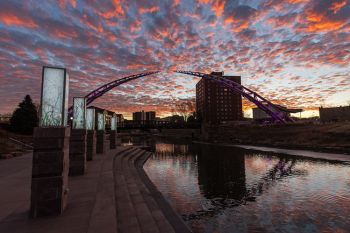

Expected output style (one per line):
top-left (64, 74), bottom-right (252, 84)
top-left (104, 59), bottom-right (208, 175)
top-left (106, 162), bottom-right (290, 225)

top-left (69, 97), bottom-right (87, 176)
top-left (86, 108), bottom-right (96, 161)
top-left (110, 113), bottom-right (117, 149)
top-left (30, 66), bottom-right (70, 218)
top-left (96, 111), bottom-right (106, 154)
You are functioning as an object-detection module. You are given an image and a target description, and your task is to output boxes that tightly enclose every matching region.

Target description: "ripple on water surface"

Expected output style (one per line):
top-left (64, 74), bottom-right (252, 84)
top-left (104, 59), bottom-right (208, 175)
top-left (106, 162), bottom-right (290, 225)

top-left (144, 142), bottom-right (350, 233)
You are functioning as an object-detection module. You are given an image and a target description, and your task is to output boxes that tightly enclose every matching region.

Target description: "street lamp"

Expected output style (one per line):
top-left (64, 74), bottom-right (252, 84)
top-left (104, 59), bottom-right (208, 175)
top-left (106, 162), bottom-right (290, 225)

top-left (110, 113), bottom-right (117, 149)
top-left (86, 108), bottom-right (95, 130)
top-left (86, 108), bottom-right (96, 161)
top-left (96, 111), bottom-right (106, 154)
top-left (31, 66), bottom-right (70, 218)
top-left (69, 97), bottom-right (88, 176)
top-left (72, 97), bottom-right (86, 129)
top-left (40, 66), bottom-right (69, 127)
top-left (97, 111), bottom-right (106, 131)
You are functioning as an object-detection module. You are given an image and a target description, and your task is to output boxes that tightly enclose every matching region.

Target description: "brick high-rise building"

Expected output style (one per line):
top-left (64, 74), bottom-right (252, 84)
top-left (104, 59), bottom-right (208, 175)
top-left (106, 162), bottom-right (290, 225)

top-left (196, 72), bottom-right (243, 124)
top-left (132, 111), bottom-right (156, 121)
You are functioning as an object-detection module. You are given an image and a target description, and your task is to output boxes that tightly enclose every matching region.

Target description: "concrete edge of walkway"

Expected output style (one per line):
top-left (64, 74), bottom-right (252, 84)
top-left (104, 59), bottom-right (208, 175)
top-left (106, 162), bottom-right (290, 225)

top-left (134, 149), bottom-right (193, 233)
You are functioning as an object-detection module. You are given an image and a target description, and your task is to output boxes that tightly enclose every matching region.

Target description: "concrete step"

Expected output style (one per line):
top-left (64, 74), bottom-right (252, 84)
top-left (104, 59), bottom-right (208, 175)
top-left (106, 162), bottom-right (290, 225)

top-left (115, 147), bottom-right (138, 172)
top-left (113, 147), bottom-right (191, 233)
top-left (114, 148), bottom-right (160, 233)
top-left (132, 152), bottom-right (175, 233)
top-left (122, 149), bottom-right (161, 233)
top-left (133, 151), bottom-right (192, 233)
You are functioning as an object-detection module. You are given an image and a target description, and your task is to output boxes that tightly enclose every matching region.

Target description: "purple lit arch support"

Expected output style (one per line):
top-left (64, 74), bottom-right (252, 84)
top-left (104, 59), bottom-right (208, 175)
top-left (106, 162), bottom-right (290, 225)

top-left (176, 71), bottom-right (294, 124)
top-left (68, 71), bottom-right (159, 117)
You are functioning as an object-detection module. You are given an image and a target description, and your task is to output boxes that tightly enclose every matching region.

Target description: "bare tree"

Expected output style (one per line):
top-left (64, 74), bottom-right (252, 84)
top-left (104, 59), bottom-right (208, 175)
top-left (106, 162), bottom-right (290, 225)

top-left (172, 99), bottom-right (195, 121)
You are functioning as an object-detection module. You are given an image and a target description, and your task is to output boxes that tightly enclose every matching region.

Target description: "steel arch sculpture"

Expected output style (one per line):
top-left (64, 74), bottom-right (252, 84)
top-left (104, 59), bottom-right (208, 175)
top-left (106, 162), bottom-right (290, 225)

top-left (176, 71), bottom-right (294, 123)
top-left (68, 71), bottom-right (160, 116)
top-left (69, 70), bottom-right (293, 124)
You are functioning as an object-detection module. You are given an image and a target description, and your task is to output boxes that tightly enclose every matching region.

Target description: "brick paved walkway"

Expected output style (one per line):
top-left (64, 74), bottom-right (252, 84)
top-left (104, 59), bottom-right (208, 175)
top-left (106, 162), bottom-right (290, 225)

top-left (0, 144), bottom-right (192, 233)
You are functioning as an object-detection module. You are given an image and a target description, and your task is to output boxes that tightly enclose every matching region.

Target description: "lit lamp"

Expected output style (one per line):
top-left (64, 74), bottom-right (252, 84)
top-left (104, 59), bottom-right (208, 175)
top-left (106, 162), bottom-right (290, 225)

top-left (86, 108), bottom-right (96, 161)
top-left (40, 67), bottom-right (69, 127)
top-left (86, 108), bottom-right (95, 130)
top-left (97, 111), bottom-right (106, 131)
top-left (72, 97), bottom-right (86, 129)
top-left (31, 66), bottom-right (70, 218)
top-left (96, 111), bottom-right (106, 154)
top-left (69, 97), bottom-right (87, 176)
top-left (111, 114), bottom-right (117, 131)
top-left (110, 113), bottom-right (117, 149)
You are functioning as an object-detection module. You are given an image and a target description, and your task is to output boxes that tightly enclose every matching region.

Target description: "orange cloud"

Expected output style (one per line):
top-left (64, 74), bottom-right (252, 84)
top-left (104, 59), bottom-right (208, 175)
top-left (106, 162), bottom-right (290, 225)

top-left (130, 19), bottom-right (142, 33)
top-left (100, 0), bottom-right (126, 19)
top-left (172, 0), bottom-right (181, 6)
top-left (58, 0), bottom-right (77, 8)
top-left (330, 0), bottom-right (347, 13)
top-left (212, 0), bottom-right (225, 17)
top-left (287, 0), bottom-right (308, 3)
top-left (139, 6), bottom-right (160, 14)
top-left (196, 0), bottom-right (225, 17)
top-left (0, 12), bottom-right (37, 28)
top-left (303, 11), bottom-right (346, 32)
top-left (223, 5), bottom-right (257, 33)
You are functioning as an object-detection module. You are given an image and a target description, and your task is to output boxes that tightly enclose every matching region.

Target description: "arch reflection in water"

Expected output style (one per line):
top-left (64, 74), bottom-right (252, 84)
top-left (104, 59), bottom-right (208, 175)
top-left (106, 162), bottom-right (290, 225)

top-left (144, 141), bottom-right (350, 233)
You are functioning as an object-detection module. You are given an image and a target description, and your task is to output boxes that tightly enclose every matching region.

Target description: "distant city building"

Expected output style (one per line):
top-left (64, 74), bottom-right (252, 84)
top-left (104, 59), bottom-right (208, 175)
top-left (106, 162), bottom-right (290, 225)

top-left (132, 111), bottom-right (156, 122)
top-left (319, 106), bottom-right (350, 122)
top-left (116, 114), bottom-right (125, 127)
top-left (146, 111), bottom-right (156, 121)
top-left (196, 71), bottom-right (243, 124)
top-left (133, 111), bottom-right (144, 121)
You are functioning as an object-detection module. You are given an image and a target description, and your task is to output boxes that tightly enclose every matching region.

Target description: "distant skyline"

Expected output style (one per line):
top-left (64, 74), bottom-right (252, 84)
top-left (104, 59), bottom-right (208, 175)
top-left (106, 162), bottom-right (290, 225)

top-left (0, 0), bottom-right (349, 119)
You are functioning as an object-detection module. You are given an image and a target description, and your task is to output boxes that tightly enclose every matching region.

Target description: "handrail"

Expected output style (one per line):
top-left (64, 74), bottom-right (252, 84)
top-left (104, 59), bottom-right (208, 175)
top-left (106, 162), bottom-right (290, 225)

top-left (8, 137), bottom-right (33, 149)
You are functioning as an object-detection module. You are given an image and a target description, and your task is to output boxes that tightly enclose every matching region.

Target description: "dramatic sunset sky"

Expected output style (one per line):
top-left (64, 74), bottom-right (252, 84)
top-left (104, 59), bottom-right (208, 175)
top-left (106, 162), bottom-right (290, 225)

top-left (0, 0), bottom-right (349, 119)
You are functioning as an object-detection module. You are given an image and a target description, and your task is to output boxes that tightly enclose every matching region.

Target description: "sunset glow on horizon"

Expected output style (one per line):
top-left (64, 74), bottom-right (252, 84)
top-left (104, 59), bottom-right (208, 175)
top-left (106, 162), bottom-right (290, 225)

top-left (0, 0), bottom-right (349, 119)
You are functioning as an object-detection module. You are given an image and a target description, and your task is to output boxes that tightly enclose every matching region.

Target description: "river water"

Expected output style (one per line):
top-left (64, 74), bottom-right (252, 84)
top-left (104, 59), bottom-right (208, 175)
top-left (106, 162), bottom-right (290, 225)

top-left (143, 140), bottom-right (350, 233)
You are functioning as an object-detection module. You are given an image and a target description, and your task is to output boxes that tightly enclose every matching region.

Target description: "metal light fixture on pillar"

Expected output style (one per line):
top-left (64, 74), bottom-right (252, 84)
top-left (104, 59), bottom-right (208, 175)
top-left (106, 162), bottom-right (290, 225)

top-left (110, 113), bottom-right (117, 149)
top-left (69, 97), bottom-right (87, 176)
top-left (86, 108), bottom-right (96, 161)
top-left (96, 111), bottom-right (106, 154)
top-left (30, 66), bottom-right (70, 218)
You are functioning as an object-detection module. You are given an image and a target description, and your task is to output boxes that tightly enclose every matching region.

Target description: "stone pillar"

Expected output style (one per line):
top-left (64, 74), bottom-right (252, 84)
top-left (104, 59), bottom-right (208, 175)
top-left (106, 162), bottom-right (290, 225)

top-left (69, 129), bottom-right (87, 176)
top-left (110, 130), bottom-right (116, 149)
top-left (86, 130), bottom-right (96, 161)
top-left (30, 127), bottom-right (70, 218)
top-left (96, 130), bottom-right (105, 154)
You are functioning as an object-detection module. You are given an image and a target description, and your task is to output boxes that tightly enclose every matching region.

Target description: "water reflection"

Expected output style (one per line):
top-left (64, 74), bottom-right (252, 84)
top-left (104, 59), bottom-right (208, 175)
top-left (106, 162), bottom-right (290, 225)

top-left (144, 141), bottom-right (350, 233)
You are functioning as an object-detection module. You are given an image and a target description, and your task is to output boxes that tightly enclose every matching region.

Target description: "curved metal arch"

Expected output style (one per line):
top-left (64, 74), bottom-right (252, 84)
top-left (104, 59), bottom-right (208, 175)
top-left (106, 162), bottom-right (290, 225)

top-left (68, 71), bottom-right (160, 116)
top-left (176, 71), bottom-right (293, 123)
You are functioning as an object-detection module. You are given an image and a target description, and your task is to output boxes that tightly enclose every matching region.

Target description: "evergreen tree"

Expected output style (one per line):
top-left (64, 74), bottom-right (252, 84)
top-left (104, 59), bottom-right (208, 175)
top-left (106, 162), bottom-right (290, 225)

top-left (10, 95), bottom-right (38, 134)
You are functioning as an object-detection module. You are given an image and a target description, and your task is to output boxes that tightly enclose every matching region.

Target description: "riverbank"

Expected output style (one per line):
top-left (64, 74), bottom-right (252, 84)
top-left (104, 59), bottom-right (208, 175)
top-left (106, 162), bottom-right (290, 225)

top-left (193, 141), bottom-right (350, 163)
top-left (201, 122), bottom-right (350, 155)
top-left (145, 139), bottom-right (350, 232)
